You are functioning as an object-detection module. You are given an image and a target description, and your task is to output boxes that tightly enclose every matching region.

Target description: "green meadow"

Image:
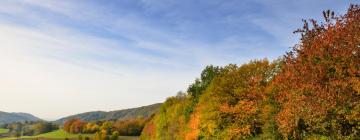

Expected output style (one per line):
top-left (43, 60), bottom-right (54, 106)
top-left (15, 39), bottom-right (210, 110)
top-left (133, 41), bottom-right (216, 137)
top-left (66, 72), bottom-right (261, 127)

top-left (0, 129), bottom-right (9, 134)
top-left (0, 129), bottom-right (139, 140)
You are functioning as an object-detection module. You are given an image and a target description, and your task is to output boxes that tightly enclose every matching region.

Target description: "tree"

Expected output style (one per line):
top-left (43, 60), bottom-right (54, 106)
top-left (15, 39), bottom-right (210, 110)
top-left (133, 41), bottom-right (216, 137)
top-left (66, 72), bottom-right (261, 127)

top-left (113, 118), bottom-right (147, 136)
top-left (273, 4), bottom-right (360, 139)
top-left (100, 121), bottom-right (113, 135)
top-left (198, 60), bottom-right (276, 139)
top-left (187, 65), bottom-right (221, 99)
top-left (83, 122), bottom-right (99, 133)
top-left (64, 119), bottom-right (86, 134)
top-left (64, 119), bottom-right (77, 133)
top-left (110, 131), bottom-right (119, 140)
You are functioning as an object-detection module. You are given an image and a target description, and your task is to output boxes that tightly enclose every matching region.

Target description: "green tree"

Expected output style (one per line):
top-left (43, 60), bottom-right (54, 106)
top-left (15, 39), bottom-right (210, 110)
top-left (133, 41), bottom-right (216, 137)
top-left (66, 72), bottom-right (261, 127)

top-left (110, 131), bottom-right (119, 140)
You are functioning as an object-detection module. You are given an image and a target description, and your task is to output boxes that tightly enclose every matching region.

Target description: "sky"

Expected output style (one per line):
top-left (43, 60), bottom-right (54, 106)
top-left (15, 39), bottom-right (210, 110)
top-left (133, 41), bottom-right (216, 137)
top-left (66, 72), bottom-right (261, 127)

top-left (0, 0), bottom-right (356, 120)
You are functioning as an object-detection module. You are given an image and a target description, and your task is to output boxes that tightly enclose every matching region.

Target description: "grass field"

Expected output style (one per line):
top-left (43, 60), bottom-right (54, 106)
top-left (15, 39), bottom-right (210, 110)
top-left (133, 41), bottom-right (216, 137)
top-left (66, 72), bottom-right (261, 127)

top-left (0, 129), bottom-right (139, 140)
top-left (0, 129), bottom-right (9, 134)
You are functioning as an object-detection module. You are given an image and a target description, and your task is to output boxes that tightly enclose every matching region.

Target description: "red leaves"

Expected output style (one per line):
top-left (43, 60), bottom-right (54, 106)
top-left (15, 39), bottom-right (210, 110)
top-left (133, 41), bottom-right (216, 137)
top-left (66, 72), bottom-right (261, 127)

top-left (273, 5), bottom-right (360, 138)
top-left (63, 118), bottom-right (86, 134)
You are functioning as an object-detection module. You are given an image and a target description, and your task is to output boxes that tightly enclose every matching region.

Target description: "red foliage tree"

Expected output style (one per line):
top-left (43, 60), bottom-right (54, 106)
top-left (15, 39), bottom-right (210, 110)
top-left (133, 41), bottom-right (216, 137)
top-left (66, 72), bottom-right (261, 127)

top-left (63, 119), bottom-right (86, 134)
top-left (273, 4), bottom-right (360, 139)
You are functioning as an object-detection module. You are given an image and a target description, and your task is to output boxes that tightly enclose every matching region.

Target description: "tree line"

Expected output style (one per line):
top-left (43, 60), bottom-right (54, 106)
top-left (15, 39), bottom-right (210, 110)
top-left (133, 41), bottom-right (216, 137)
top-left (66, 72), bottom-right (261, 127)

top-left (63, 117), bottom-right (149, 140)
top-left (140, 4), bottom-right (360, 140)
top-left (2, 121), bottom-right (58, 137)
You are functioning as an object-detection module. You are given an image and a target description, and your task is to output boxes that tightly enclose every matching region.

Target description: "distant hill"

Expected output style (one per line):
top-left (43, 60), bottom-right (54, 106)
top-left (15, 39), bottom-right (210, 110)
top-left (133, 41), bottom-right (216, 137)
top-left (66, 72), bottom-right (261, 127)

top-left (0, 111), bottom-right (41, 124)
top-left (54, 103), bottom-right (162, 124)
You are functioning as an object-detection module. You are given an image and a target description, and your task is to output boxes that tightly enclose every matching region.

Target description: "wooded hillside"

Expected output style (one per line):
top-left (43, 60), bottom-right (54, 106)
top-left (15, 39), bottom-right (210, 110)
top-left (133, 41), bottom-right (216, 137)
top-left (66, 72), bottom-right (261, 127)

top-left (55, 103), bottom-right (162, 124)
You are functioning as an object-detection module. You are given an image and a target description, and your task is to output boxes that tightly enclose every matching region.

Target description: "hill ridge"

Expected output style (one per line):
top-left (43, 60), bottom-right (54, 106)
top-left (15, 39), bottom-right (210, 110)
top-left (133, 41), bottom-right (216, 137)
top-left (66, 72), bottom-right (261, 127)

top-left (0, 111), bottom-right (42, 124)
top-left (54, 103), bottom-right (162, 124)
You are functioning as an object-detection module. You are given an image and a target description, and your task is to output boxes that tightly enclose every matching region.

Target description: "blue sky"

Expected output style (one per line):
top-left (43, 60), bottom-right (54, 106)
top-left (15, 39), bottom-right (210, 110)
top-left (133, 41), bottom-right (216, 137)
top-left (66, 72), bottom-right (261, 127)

top-left (0, 0), bottom-right (356, 120)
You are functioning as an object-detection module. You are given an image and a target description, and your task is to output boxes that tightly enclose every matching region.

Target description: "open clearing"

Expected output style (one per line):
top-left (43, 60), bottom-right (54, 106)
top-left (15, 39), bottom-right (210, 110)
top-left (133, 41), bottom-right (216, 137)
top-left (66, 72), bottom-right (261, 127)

top-left (0, 129), bottom-right (8, 134)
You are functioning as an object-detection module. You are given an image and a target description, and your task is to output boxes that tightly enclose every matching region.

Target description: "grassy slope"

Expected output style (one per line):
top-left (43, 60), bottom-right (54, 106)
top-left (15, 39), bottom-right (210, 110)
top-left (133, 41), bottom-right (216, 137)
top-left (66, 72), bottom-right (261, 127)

top-left (26, 129), bottom-right (93, 138)
top-left (0, 129), bottom-right (88, 140)
top-left (0, 129), bottom-right (9, 134)
top-left (0, 129), bottom-right (139, 140)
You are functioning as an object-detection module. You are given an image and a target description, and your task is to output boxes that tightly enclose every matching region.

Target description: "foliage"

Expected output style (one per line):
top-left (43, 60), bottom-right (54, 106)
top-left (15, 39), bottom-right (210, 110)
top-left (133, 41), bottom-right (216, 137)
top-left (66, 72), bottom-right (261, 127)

top-left (63, 117), bottom-right (149, 140)
top-left (63, 119), bottom-right (87, 134)
top-left (5, 121), bottom-right (58, 137)
top-left (140, 4), bottom-right (360, 140)
top-left (185, 66), bottom-right (221, 121)
top-left (140, 66), bottom-right (222, 140)
top-left (198, 60), bottom-right (276, 139)
top-left (114, 118), bottom-right (147, 136)
top-left (273, 4), bottom-right (360, 139)
top-left (187, 65), bottom-right (222, 99)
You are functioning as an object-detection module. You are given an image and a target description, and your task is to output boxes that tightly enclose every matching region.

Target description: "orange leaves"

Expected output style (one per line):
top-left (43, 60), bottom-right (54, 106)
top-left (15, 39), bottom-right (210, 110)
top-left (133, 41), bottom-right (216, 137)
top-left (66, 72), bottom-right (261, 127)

top-left (141, 122), bottom-right (157, 139)
top-left (275, 107), bottom-right (297, 137)
top-left (63, 118), bottom-right (86, 134)
top-left (273, 4), bottom-right (360, 138)
top-left (196, 60), bottom-right (274, 139)
top-left (228, 125), bottom-right (252, 137)
top-left (185, 108), bottom-right (200, 140)
top-left (219, 100), bottom-right (257, 120)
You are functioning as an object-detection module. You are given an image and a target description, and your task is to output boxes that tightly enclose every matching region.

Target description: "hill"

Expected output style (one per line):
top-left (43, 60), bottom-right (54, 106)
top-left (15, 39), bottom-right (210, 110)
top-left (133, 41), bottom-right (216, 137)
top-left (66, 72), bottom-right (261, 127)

top-left (0, 111), bottom-right (41, 124)
top-left (55, 103), bottom-right (162, 124)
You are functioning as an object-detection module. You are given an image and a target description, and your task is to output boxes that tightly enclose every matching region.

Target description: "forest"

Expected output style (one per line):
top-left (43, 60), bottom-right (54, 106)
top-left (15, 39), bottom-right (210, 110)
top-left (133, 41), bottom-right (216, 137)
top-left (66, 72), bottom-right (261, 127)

top-left (63, 118), bottom-right (149, 140)
top-left (3, 121), bottom-right (58, 137)
top-left (140, 4), bottom-right (360, 140)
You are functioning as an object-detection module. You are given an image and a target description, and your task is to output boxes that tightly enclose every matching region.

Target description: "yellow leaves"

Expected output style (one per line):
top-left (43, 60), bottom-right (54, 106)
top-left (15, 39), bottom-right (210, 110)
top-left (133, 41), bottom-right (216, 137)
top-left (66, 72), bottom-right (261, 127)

top-left (185, 108), bottom-right (200, 140)
top-left (228, 125), bottom-right (252, 137)
top-left (275, 108), bottom-right (297, 137)
top-left (352, 79), bottom-right (360, 95)
top-left (346, 103), bottom-right (360, 123)
top-left (194, 60), bottom-right (273, 139)
top-left (219, 101), bottom-right (257, 120)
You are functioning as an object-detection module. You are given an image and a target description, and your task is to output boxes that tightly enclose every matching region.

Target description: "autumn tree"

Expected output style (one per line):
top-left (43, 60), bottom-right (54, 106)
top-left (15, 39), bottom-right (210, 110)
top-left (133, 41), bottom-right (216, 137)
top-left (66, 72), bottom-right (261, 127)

top-left (113, 118), bottom-right (147, 136)
top-left (273, 4), bottom-right (360, 139)
top-left (64, 119), bottom-right (77, 133)
top-left (198, 60), bottom-right (277, 139)
top-left (83, 122), bottom-right (99, 133)
top-left (185, 66), bottom-right (221, 121)
top-left (64, 119), bottom-right (86, 134)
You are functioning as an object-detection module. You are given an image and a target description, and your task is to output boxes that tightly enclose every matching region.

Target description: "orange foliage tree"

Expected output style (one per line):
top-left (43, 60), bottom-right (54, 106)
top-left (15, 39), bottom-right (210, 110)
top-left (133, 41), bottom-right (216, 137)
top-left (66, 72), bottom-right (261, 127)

top-left (63, 119), bottom-right (87, 134)
top-left (273, 4), bottom-right (360, 139)
top-left (198, 60), bottom-right (277, 139)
